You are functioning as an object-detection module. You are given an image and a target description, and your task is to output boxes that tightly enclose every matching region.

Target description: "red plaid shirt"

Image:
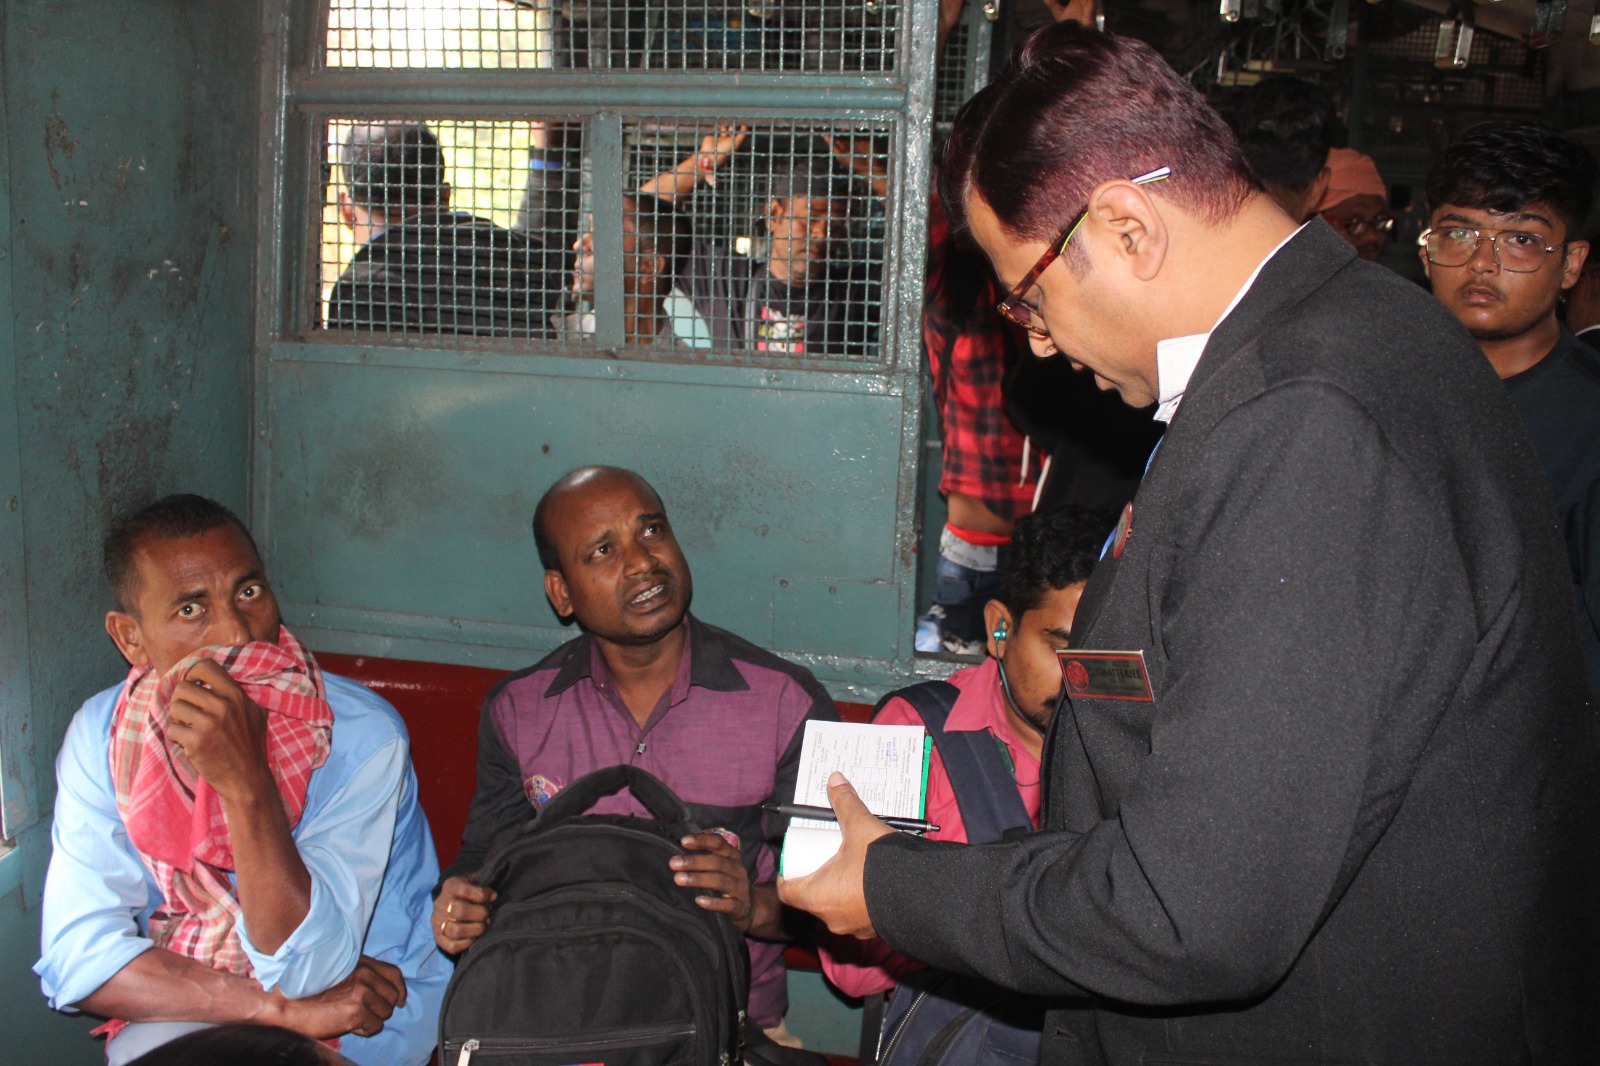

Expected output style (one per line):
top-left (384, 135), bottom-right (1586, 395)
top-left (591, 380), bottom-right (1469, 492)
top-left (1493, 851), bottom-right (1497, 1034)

top-left (923, 194), bottom-right (1038, 525)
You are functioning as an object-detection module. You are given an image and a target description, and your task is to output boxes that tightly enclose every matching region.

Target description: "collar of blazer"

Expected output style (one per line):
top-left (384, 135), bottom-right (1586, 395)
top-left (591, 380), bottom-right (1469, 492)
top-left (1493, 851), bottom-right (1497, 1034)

top-left (1064, 225), bottom-right (1357, 652)
top-left (1186, 222), bottom-right (1357, 405)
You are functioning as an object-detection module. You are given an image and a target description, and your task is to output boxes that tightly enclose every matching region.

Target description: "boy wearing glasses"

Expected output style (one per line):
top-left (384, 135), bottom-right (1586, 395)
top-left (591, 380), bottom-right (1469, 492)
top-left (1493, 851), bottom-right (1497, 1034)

top-left (1421, 119), bottom-right (1600, 699)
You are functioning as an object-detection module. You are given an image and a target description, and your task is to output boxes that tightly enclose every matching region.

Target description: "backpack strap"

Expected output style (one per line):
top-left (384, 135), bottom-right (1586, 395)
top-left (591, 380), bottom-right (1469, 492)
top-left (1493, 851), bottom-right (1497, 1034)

top-left (876, 680), bottom-right (1032, 845)
top-left (534, 764), bottom-right (697, 832)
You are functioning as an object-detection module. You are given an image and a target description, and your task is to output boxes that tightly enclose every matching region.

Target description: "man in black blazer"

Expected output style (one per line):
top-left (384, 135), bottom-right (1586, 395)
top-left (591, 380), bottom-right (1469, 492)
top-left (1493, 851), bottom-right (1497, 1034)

top-left (781, 24), bottom-right (1599, 1066)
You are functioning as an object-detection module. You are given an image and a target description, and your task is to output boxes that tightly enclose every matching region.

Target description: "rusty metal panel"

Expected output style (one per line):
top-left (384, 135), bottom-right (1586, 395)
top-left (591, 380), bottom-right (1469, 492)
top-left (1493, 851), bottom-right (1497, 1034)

top-left (2, 0), bottom-right (260, 1059)
top-left (4, 0), bottom-right (257, 800)
top-left (0, 4), bottom-right (34, 845)
top-left (263, 344), bottom-right (913, 694)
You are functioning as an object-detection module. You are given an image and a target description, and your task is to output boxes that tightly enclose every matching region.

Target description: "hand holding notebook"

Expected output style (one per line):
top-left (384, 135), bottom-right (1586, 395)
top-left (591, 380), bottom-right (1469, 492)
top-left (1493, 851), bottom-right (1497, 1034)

top-left (778, 720), bottom-right (931, 877)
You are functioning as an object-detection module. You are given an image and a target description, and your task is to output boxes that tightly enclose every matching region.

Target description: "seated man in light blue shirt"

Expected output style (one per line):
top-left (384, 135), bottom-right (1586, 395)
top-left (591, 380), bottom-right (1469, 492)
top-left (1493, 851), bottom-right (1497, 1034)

top-left (35, 494), bottom-right (448, 1066)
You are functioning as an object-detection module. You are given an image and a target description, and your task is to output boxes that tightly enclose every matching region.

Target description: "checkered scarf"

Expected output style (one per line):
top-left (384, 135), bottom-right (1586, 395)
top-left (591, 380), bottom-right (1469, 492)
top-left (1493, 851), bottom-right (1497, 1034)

top-left (107, 627), bottom-right (332, 976)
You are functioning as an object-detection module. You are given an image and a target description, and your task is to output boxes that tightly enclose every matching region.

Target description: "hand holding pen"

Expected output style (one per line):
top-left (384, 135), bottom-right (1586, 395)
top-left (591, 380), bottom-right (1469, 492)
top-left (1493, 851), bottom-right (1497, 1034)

top-left (763, 802), bottom-right (939, 835)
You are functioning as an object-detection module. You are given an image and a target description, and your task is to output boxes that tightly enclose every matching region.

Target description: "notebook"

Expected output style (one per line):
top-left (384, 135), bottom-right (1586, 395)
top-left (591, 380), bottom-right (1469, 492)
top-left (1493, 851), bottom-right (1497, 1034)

top-left (778, 719), bottom-right (931, 878)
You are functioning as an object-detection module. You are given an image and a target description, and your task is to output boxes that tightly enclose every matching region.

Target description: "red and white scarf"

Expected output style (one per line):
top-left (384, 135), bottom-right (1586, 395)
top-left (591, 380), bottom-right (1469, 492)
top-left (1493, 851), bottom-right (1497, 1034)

top-left (107, 627), bottom-right (333, 978)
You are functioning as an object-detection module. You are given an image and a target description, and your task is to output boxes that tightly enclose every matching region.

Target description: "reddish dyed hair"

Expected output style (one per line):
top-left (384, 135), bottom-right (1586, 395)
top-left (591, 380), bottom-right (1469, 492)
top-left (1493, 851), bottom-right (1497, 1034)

top-left (942, 23), bottom-right (1254, 267)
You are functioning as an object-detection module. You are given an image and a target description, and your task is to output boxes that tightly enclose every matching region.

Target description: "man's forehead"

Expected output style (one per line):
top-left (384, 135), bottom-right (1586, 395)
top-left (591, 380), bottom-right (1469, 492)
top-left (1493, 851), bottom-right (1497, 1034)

top-left (964, 194), bottom-right (1040, 285)
top-left (1323, 193), bottom-right (1387, 216)
top-left (784, 196), bottom-right (841, 217)
top-left (1433, 200), bottom-right (1558, 228)
top-left (550, 474), bottom-right (664, 533)
top-left (131, 526), bottom-right (263, 590)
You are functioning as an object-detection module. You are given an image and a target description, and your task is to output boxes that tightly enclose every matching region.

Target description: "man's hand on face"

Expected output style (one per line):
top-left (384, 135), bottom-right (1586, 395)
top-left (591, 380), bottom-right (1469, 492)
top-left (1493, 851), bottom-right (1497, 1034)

top-left (433, 874), bottom-right (497, 954)
top-left (673, 832), bottom-right (756, 932)
top-left (168, 659), bottom-right (275, 803)
top-left (777, 773), bottom-right (893, 939)
top-left (275, 954), bottom-right (407, 1040)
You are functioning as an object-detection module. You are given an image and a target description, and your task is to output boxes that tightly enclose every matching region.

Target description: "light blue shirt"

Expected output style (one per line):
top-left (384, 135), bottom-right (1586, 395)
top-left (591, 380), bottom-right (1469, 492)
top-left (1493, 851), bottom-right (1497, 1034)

top-left (35, 673), bottom-right (450, 1066)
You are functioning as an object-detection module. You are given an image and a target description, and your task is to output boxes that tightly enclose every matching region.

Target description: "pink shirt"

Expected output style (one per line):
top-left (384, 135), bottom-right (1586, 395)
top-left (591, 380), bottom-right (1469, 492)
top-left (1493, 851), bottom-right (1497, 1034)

top-left (818, 657), bottom-right (1042, 998)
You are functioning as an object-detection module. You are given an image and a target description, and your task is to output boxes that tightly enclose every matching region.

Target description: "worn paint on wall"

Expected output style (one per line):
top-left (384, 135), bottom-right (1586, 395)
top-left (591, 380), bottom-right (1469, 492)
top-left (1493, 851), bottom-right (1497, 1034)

top-left (2, 1), bottom-right (259, 1058)
top-left (265, 350), bottom-right (914, 692)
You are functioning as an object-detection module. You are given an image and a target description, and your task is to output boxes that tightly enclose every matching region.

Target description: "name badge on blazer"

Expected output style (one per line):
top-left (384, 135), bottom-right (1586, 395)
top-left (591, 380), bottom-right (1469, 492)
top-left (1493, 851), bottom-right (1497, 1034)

top-left (1057, 649), bottom-right (1154, 702)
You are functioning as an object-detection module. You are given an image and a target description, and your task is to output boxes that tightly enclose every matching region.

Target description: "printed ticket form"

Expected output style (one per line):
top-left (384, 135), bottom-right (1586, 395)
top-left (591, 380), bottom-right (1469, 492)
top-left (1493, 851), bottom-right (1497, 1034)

top-left (778, 719), bottom-right (931, 878)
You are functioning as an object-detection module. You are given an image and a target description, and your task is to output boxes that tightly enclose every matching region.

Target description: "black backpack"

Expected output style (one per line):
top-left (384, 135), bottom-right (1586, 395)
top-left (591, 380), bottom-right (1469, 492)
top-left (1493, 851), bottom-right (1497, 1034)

top-left (868, 681), bottom-right (1047, 1066)
top-left (438, 765), bottom-right (750, 1066)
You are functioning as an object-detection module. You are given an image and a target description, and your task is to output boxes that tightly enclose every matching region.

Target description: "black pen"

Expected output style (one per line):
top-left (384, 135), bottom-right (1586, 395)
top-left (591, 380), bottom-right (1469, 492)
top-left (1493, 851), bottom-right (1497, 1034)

top-left (763, 802), bottom-right (939, 834)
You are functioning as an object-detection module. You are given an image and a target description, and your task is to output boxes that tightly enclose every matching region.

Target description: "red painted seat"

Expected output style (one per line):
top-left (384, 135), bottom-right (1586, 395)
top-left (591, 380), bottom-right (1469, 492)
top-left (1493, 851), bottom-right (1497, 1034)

top-left (317, 649), bottom-right (872, 950)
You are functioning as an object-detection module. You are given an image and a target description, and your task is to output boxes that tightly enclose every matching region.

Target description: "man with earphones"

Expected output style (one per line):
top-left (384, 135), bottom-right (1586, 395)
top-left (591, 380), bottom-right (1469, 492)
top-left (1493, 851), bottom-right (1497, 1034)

top-left (818, 506), bottom-right (1106, 1048)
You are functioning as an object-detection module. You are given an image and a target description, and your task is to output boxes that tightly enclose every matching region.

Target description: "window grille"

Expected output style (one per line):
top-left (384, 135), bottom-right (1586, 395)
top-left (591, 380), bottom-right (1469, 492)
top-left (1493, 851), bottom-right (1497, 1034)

top-left (323, 0), bottom-right (902, 74)
top-left (318, 117), bottom-right (588, 343)
top-left (313, 114), bottom-right (889, 361)
top-left (934, 22), bottom-right (971, 125)
top-left (623, 118), bottom-right (888, 359)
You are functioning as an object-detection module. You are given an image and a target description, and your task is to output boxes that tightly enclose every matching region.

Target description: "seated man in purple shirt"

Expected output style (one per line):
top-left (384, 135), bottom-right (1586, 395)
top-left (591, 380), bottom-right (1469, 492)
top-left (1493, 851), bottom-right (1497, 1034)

top-left (432, 466), bottom-right (838, 1053)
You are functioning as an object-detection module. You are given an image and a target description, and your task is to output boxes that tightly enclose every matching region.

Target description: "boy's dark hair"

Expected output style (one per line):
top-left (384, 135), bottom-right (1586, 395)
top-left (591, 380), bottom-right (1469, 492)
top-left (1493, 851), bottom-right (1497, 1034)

top-left (104, 494), bottom-right (259, 612)
top-left (343, 122), bottom-right (447, 217)
top-left (627, 193), bottom-right (693, 285)
top-left (1425, 119), bottom-right (1598, 237)
top-left (997, 504), bottom-right (1112, 619)
top-left (1228, 77), bottom-right (1337, 195)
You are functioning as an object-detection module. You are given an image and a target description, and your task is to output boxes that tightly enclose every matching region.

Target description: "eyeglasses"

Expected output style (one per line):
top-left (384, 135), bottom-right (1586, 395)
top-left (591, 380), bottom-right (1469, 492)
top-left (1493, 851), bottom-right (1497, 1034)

top-left (1418, 226), bottom-right (1566, 273)
top-left (996, 166), bottom-right (1173, 338)
top-left (1324, 213), bottom-right (1394, 238)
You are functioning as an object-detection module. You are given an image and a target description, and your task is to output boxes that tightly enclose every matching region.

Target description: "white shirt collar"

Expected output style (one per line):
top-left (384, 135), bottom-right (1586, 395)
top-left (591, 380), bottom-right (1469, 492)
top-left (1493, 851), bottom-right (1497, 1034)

top-left (1153, 223), bottom-right (1307, 423)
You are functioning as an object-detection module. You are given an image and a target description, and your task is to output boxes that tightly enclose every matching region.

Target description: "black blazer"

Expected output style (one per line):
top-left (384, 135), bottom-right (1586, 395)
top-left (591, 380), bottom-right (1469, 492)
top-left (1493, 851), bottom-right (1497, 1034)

top-left (866, 223), bottom-right (1600, 1065)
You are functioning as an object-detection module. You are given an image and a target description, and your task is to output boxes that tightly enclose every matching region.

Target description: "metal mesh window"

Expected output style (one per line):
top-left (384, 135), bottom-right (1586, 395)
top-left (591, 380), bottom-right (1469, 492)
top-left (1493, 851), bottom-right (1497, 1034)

top-left (323, 0), bottom-right (900, 74)
top-left (315, 115), bottom-right (889, 361)
top-left (934, 21), bottom-right (971, 125)
top-left (318, 117), bottom-right (587, 342)
top-left (325, 0), bottom-right (554, 69)
top-left (621, 118), bottom-right (889, 360)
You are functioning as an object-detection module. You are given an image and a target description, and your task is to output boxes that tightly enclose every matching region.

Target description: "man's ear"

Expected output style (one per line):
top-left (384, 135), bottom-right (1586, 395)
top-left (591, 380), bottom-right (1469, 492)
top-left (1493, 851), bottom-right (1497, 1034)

top-left (982, 600), bottom-right (1014, 661)
top-left (1303, 165), bottom-right (1332, 223)
top-left (337, 189), bottom-right (358, 229)
top-left (544, 569), bottom-right (574, 621)
top-left (1419, 242), bottom-right (1434, 284)
top-left (105, 610), bottom-right (150, 669)
top-left (439, 183), bottom-right (452, 211)
top-left (1085, 181), bottom-right (1167, 282)
top-left (766, 198), bottom-right (785, 235)
top-left (1560, 240), bottom-right (1589, 292)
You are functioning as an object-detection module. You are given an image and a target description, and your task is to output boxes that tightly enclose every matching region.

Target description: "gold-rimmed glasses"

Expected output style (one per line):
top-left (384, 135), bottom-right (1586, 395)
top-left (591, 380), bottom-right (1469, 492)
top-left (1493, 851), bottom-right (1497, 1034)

top-left (1418, 225), bottom-right (1567, 273)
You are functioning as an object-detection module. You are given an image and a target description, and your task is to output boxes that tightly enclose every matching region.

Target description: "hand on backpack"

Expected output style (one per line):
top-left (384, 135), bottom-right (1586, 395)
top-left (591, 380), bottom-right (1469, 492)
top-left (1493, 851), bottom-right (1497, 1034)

top-left (433, 873), bottom-right (497, 954)
top-left (672, 832), bottom-right (759, 932)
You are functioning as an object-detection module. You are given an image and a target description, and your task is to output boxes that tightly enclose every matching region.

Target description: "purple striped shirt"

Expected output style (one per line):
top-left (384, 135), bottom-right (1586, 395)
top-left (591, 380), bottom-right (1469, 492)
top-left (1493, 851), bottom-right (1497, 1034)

top-left (449, 615), bottom-right (837, 1028)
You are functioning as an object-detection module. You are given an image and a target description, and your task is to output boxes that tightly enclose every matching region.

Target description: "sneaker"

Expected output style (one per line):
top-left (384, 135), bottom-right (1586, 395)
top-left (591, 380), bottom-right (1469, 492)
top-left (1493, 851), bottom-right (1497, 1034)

top-left (938, 632), bottom-right (985, 658)
top-left (914, 605), bottom-right (947, 653)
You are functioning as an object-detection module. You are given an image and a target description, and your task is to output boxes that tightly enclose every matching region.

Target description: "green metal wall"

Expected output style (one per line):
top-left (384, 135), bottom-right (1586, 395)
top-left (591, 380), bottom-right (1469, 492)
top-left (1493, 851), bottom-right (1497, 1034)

top-left (257, 2), bottom-right (943, 702)
top-left (0, 2), bottom-right (260, 1059)
top-left (1, 0), bottom-right (943, 1054)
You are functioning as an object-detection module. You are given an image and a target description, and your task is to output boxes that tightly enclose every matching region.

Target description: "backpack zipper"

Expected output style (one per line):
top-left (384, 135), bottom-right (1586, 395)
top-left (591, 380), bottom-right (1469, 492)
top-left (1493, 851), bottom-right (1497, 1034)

top-left (447, 1023), bottom-right (696, 1061)
top-left (876, 987), bottom-right (930, 1063)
